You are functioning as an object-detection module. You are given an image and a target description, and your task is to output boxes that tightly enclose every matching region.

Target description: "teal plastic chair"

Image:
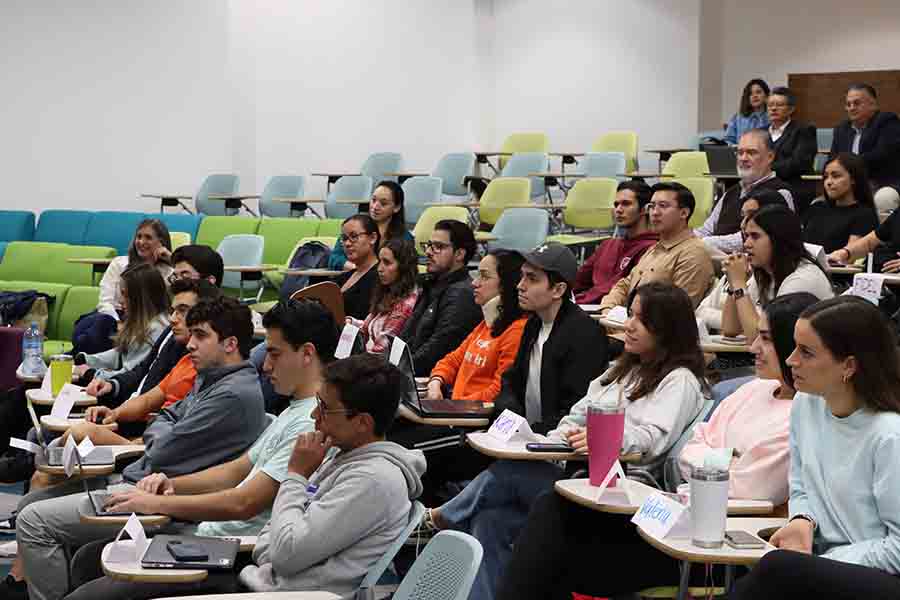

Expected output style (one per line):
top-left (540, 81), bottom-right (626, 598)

top-left (579, 152), bottom-right (627, 179)
top-left (500, 152), bottom-right (550, 200)
top-left (403, 176), bottom-right (443, 226)
top-left (84, 211), bottom-right (148, 255)
top-left (194, 174), bottom-right (240, 216)
top-left (216, 234), bottom-right (265, 300)
top-left (815, 128), bottom-right (834, 173)
top-left (433, 153), bottom-right (476, 197)
top-left (259, 175), bottom-right (305, 218)
top-left (34, 210), bottom-right (93, 245)
top-left (362, 152), bottom-right (403, 185)
top-left (393, 530), bottom-right (483, 600)
top-left (487, 207), bottom-right (549, 253)
top-left (0, 211), bottom-right (35, 242)
top-left (326, 175), bottom-right (373, 220)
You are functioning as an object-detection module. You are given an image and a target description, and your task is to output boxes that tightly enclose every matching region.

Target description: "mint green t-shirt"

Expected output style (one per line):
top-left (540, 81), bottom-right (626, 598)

top-left (196, 396), bottom-right (316, 537)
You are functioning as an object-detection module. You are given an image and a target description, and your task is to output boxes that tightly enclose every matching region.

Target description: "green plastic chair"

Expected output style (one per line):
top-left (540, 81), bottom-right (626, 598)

top-left (413, 206), bottom-right (469, 257)
top-left (170, 232), bottom-right (191, 249)
top-left (672, 177), bottom-right (715, 229)
top-left (0, 242), bottom-right (116, 287)
top-left (195, 216), bottom-right (261, 251)
top-left (257, 218), bottom-right (320, 266)
top-left (662, 151), bottom-right (709, 178)
top-left (547, 177), bottom-right (617, 246)
top-left (478, 178), bottom-right (531, 227)
top-left (499, 132), bottom-right (549, 170)
top-left (592, 131), bottom-right (639, 173)
top-left (316, 219), bottom-right (344, 237)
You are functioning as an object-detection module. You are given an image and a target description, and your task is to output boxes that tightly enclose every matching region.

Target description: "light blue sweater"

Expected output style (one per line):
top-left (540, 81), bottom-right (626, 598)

top-left (789, 392), bottom-right (900, 574)
top-left (723, 110), bottom-right (769, 145)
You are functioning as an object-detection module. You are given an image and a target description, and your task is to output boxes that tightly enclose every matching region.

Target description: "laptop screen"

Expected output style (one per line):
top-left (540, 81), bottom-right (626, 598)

top-left (386, 335), bottom-right (421, 412)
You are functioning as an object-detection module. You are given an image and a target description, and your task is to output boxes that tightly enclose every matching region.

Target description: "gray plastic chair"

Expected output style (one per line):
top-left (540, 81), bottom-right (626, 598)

top-left (579, 152), bottom-right (627, 180)
top-left (216, 234), bottom-right (265, 300)
top-left (499, 152), bottom-right (550, 200)
top-left (403, 176), bottom-right (443, 226)
top-left (433, 153), bottom-right (476, 197)
top-left (815, 128), bottom-right (834, 173)
top-left (487, 207), bottom-right (549, 253)
top-left (194, 174), bottom-right (240, 216)
top-left (393, 530), bottom-right (483, 600)
top-left (362, 152), bottom-right (404, 185)
top-left (259, 175), bottom-right (305, 218)
top-left (325, 175), bottom-right (373, 220)
top-left (357, 501), bottom-right (426, 593)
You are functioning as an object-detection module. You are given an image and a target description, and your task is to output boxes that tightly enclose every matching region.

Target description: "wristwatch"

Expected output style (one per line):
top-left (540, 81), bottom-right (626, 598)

top-left (791, 513), bottom-right (818, 532)
top-left (726, 286), bottom-right (746, 300)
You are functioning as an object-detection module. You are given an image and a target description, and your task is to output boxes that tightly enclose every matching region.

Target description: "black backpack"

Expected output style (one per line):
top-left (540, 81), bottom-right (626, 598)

top-left (280, 241), bottom-right (331, 299)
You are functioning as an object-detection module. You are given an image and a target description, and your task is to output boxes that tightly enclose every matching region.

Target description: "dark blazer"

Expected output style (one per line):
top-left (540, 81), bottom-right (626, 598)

top-left (107, 327), bottom-right (187, 407)
top-left (771, 120), bottom-right (817, 211)
top-left (493, 301), bottom-right (609, 435)
top-left (831, 111), bottom-right (900, 190)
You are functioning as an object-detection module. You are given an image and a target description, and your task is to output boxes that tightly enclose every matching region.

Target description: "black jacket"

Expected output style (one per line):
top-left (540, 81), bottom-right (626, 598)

top-left (400, 268), bottom-right (482, 376)
top-left (107, 327), bottom-right (187, 407)
top-left (831, 111), bottom-right (900, 190)
top-left (493, 301), bottom-right (609, 434)
top-left (772, 120), bottom-right (817, 211)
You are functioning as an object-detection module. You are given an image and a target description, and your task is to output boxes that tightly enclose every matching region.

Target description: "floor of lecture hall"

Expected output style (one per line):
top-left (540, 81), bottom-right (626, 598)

top-left (0, 481), bottom-right (24, 579)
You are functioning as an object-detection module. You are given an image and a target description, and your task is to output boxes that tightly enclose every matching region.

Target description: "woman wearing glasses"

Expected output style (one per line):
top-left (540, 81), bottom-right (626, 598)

top-left (334, 214), bottom-right (381, 319)
top-left (327, 181), bottom-right (415, 271)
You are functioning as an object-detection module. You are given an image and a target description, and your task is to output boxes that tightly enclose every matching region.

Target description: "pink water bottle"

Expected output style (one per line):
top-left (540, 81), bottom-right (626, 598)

top-left (587, 401), bottom-right (625, 488)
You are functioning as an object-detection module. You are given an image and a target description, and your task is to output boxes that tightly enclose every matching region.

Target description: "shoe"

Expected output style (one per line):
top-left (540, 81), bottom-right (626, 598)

top-left (0, 574), bottom-right (28, 600)
top-left (404, 509), bottom-right (440, 546)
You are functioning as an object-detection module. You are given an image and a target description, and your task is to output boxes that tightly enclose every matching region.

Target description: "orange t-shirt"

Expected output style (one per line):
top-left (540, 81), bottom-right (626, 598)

top-left (157, 354), bottom-right (197, 410)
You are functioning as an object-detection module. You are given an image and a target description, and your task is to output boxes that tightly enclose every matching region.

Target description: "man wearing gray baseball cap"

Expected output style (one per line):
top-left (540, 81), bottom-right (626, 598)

top-left (492, 242), bottom-right (608, 434)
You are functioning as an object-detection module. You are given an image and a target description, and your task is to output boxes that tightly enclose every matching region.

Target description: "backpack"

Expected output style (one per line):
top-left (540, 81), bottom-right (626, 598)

top-left (0, 290), bottom-right (52, 334)
top-left (280, 241), bottom-right (332, 299)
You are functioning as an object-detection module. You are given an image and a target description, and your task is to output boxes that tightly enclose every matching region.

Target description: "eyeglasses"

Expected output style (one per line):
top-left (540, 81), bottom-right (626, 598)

top-left (340, 232), bottom-right (369, 244)
top-left (315, 394), bottom-right (356, 420)
top-left (170, 304), bottom-right (191, 319)
top-left (167, 271), bottom-right (197, 284)
top-left (420, 240), bottom-right (452, 253)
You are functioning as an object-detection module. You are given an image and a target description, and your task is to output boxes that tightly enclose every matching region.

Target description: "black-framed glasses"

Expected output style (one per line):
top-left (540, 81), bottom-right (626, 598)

top-left (315, 394), bottom-right (356, 420)
top-left (340, 232), bottom-right (369, 244)
top-left (420, 240), bottom-right (452, 253)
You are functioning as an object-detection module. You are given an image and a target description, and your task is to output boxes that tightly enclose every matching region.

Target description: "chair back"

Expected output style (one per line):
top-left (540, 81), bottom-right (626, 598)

top-left (403, 176), bottom-right (443, 226)
top-left (169, 232), bottom-right (191, 249)
top-left (500, 152), bottom-right (550, 199)
top-left (499, 132), bottom-right (549, 170)
top-left (216, 234), bottom-right (264, 291)
top-left (662, 151), bottom-right (709, 178)
top-left (412, 206), bottom-right (469, 257)
top-left (194, 174), bottom-right (240, 216)
top-left (433, 153), bottom-right (476, 197)
top-left (815, 128), bottom-right (834, 173)
top-left (259, 175), bottom-right (305, 218)
top-left (671, 176), bottom-right (715, 229)
top-left (290, 281), bottom-right (345, 324)
top-left (326, 176), bottom-right (373, 220)
top-left (592, 131), bottom-right (639, 172)
top-left (393, 530), bottom-right (483, 600)
top-left (487, 208), bottom-right (549, 253)
top-left (580, 152), bottom-right (626, 179)
top-left (563, 178), bottom-right (617, 231)
top-left (361, 152), bottom-right (404, 184)
top-left (0, 210), bottom-right (35, 242)
top-left (663, 391), bottom-right (721, 492)
top-left (693, 129), bottom-right (727, 149)
top-left (479, 178), bottom-right (531, 226)
top-left (359, 501), bottom-right (427, 591)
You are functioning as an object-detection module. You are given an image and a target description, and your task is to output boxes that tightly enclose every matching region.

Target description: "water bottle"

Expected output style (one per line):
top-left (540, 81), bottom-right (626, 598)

top-left (22, 321), bottom-right (45, 376)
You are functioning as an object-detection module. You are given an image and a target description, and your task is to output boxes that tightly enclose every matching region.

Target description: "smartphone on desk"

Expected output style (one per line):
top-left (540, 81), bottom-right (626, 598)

top-left (724, 530), bottom-right (765, 549)
top-left (166, 540), bottom-right (209, 562)
top-left (525, 442), bottom-right (574, 453)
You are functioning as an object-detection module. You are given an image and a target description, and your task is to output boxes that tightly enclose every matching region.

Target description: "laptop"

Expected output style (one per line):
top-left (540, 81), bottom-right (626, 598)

top-left (141, 534), bottom-right (239, 570)
top-left (25, 401), bottom-right (114, 466)
top-left (704, 146), bottom-right (738, 177)
top-left (70, 450), bottom-right (135, 517)
top-left (390, 336), bottom-right (493, 420)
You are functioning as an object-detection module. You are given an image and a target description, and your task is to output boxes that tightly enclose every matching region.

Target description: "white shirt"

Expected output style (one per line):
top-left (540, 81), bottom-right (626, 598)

top-left (748, 260), bottom-right (835, 305)
top-left (852, 125), bottom-right (864, 154)
top-left (769, 119), bottom-right (791, 143)
top-left (524, 321), bottom-right (553, 425)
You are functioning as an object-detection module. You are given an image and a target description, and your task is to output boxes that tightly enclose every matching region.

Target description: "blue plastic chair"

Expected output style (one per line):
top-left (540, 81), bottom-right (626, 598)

top-left (0, 210), bottom-right (35, 242)
top-left (362, 152), bottom-right (403, 186)
top-left (357, 501), bottom-right (426, 593)
top-left (432, 153), bottom-right (476, 197)
top-left (487, 207), bottom-right (549, 253)
top-left (403, 176), bottom-right (443, 226)
top-left (326, 175), bottom-right (373, 220)
top-left (499, 152), bottom-right (550, 200)
top-left (259, 175), bottom-right (305, 218)
top-left (34, 210), bottom-right (94, 245)
top-left (659, 394), bottom-right (716, 492)
top-left (579, 152), bottom-right (627, 179)
top-left (216, 234), bottom-right (265, 300)
top-left (154, 213), bottom-right (203, 242)
top-left (815, 128), bottom-right (834, 173)
top-left (84, 211), bottom-right (148, 255)
top-left (393, 530), bottom-right (483, 600)
top-left (194, 174), bottom-right (240, 216)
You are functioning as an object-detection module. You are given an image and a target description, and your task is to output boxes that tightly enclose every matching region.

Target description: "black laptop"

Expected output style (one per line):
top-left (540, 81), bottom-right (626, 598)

top-left (141, 534), bottom-right (239, 570)
top-left (704, 146), bottom-right (738, 177)
top-left (26, 401), bottom-right (114, 466)
top-left (390, 336), bottom-right (493, 420)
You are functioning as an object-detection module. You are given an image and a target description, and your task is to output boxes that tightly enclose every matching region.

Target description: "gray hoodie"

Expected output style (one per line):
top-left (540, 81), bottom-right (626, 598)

top-left (239, 441), bottom-right (426, 595)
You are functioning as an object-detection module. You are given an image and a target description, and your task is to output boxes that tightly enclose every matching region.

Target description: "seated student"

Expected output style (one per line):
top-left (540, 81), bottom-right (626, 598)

top-left (721, 205), bottom-right (832, 341)
top-left (9, 297), bottom-right (268, 600)
top-left (723, 78), bottom-right (770, 145)
top-left (803, 153), bottom-right (879, 253)
top-left (73, 263), bottom-right (171, 383)
top-left (830, 83), bottom-right (900, 213)
top-left (572, 180), bottom-right (658, 304)
top-left (695, 129), bottom-right (795, 255)
top-left (400, 219), bottom-right (482, 376)
top-left (348, 237), bottom-right (419, 354)
top-left (680, 292), bottom-right (818, 503)
top-left (57, 299), bottom-right (342, 600)
top-left (426, 249), bottom-right (527, 403)
top-left (697, 190), bottom-right (787, 331)
top-left (333, 214), bottom-right (380, 320)
top-left (169, 244), bottom-right (225, 287)
top-left (767, 86), bottom-right (818, 211)
top-left (328, 180), bottom-right (415, 271)
top-left (73, 219), bottom-right (174, 354)
top-left (599, 182), bottom-right (714, 313)
top-left (732, 296), bottom-right (900, 599)
top-left (827, 191), bottom-right (900, 273)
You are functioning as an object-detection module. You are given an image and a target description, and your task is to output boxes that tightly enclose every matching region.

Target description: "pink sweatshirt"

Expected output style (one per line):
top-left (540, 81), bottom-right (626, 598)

top-left (678, 378), bottom-right (792, 504)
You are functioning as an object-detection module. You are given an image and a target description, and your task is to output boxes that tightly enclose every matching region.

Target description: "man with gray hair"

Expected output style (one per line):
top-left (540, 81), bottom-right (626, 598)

top-left (695, 128), bottom-right (795, 254)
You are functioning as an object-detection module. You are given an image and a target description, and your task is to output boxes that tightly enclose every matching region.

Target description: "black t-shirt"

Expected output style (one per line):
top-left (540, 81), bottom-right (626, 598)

top-left (875, 209), bottom-right (900, 271)
top-left (802, 201), bottom-right (878, 253)
top-left (334, 265), bottom-right (378, 320)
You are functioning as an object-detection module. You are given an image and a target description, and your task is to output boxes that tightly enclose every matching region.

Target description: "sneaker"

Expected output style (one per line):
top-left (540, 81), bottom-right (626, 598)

top-left (404, 509), bottom-right (440, 546)
top-left (0, 574), bottom-right (28, 600)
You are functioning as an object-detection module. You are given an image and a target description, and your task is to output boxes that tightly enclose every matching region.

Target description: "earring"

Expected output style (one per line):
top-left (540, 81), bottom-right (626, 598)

top-left (842, 373), bottom-right (851, 384)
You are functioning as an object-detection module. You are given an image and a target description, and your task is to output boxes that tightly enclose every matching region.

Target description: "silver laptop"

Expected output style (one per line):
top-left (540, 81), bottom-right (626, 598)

top-left (26, 400), bottom-right (114, 466)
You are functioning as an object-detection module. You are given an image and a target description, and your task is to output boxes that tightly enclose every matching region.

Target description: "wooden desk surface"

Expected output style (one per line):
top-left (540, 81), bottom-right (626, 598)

top-left (282, 268), bottom-right (343, 277)
top-left (619, 172), bottom-right (674, 179)
top-left (474, 152), bottom-right (512, 157)
top-left (140, 193), bottom-right (192, 200)
top-left (473, 232), bottom-right (498, 242)
top-left (273, 197), bottom-right (327, 204)
top-left (703, 172), bottom-right (740, 179)
top-left (645, 148), bottom-right (694, 155)
top-left (311, 172), bottom-right (362, 177)
top-left (467, 432), bottom-right (642, 463)
top-left (80, 512), bottom-right (172, 527)
top-left (383, 171), bottom-right (430, 178)
top-left (36, 445), bottom-right (145, 476)
top-left (26, 388), bottom-right (97, 407)
top-left (207, 194), bottom-right (260, 200)
top-left (530, 171), bottom-right (586, 179)
top-left (397, 403), bottom-right (489, 428)
top-left (334, 199), bottom-right (370, 205)
top-left (102, 540), bottom-right (208, 583)
top-left (504, 202), bottom-right (568, 210)
top-left (801, 174), bottom-right (823, 180)
top-left (423, 201), bottom-right (482, 208)
top-left (66, 257), bottom-right (114, 265)
top-left (704, 335), bottom-right (751, 354)
top-left (827, 265), bottom-right (863, 275)
top-left (222, 265), bottom-right (277, 273)
top-left (637, 516), bottom-right (787, 566)
top-left (40, 415), bottom-right (117, 433)
top-left (549, 152), bottom-right (585, 158)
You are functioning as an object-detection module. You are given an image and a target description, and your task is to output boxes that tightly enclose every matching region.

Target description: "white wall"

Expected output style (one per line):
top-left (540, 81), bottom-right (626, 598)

top-left (717, 0), bottom-right (900, 124)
